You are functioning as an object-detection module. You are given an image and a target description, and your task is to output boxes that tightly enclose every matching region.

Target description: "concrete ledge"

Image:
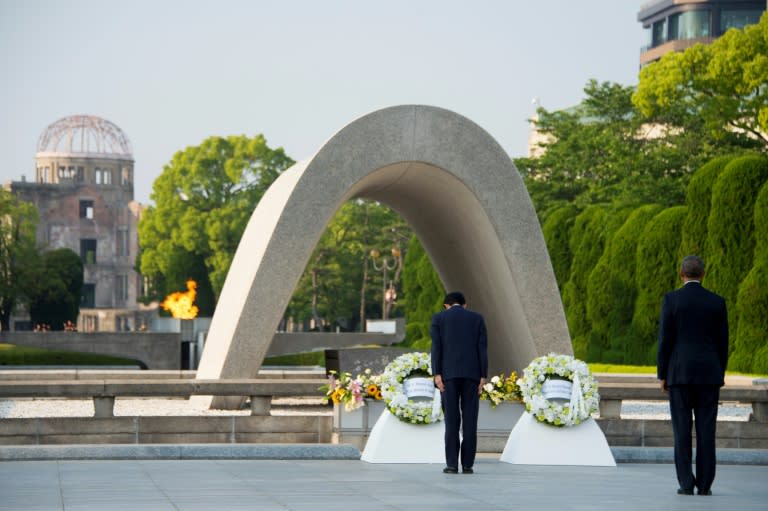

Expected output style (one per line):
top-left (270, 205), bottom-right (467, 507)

top-left (1, 443), bottom-right (765, 464)
top-left (0, 443), bottom-right (361, 461)
top-left (610, 446), bottom-right (768, 465)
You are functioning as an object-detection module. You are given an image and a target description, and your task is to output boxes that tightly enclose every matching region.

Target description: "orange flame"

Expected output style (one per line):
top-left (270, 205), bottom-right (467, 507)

top-left (161, 279), bottom-right (199, 319)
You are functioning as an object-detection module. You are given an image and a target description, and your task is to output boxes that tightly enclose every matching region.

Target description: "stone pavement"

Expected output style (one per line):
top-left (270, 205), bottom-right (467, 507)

top-left (2, 451), bottom-right (768, 511)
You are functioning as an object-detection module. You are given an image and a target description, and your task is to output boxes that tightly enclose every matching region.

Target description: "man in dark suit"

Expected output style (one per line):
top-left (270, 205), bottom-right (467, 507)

top-left (431, 291), bottom-right (488, 474)
top-left (657, 255), bottom-right (728, 496)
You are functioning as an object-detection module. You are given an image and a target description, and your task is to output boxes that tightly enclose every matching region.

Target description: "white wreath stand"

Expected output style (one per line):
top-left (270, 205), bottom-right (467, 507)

top-left (500, 412), bottom-right (616, 466)
top-left (360, 408), bottom-right (444, 463)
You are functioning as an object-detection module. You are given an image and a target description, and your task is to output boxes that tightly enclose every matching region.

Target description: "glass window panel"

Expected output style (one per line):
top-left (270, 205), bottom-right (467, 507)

top-left (721, 9), bottom-right (762, 32)
top-left (652, 19), bottom-right (666, 46)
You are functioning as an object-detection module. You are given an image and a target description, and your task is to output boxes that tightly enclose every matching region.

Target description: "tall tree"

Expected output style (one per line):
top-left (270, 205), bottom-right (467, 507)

top-left (733, 181), bottom-right (768, 374)
top-left (27, 248), bottom-right (83, 330)
top-left (704, 155), bottom-right (768, 347)
top-left (633, 12), bottom-right (768, 152)
top-left (138, 135), bottom-right (294, 307)
top-left (632, 206), bottom-right (688, 365)
top-left (516, 80), bottom-right (692, 213)
top-left (0, 189), bottom-right (39, 330)
top-left (285, 200), bottom-right (412, 332)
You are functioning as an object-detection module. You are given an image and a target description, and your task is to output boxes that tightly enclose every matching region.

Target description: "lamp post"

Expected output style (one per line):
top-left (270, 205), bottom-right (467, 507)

top-left (370, 247), bottom-right (401, 319)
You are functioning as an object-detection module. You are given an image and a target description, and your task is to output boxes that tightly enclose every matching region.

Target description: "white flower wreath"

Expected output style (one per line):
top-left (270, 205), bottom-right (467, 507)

top-left (517, 353), bottom-right (599, 427)
top-left (380, 352), bottom-right (443, 425)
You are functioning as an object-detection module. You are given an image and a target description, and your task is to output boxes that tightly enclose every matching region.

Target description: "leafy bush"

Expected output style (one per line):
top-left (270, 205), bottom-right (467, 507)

top-left (541, 204), bottom-right (580, 290)
top-left (732, 181), bottom-right (768, 373)
top-left (401, 236), bottom-right (443, 349)
top-left (586, 204), bottom-right (663, 363)
top-left (705, 155), bottom-right (768, 347)
top-left (678, 155), bottom-right (734, 259)
top-left (631, 206), bottom-right (688, 364)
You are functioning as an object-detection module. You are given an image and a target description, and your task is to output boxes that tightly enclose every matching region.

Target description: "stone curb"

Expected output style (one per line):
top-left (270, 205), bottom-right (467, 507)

top-left (1, 444), bottom-right (767, 465)
top-left (0, 444), bottom-right (361, 461)
top-left (610, 446), bottom-right (768, 465)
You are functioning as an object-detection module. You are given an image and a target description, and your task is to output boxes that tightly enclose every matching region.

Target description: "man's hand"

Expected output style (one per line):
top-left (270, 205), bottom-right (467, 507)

top-left (659, 379), bottom-right (668, 393)
top-left (478, 377), bottom-right (487, 395)
top-left (434, 374), bottom-right (445, 392)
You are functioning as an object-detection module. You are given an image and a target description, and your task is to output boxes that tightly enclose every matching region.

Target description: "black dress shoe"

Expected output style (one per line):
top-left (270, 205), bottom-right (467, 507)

top-left (677, 488), bottom-right (694, 495)
top-left (462, 467), bottom-right (474, 474)
top-left (443, 467), bottom-right (458, 474)
top-left (698, 489), bottom-right (712, 496)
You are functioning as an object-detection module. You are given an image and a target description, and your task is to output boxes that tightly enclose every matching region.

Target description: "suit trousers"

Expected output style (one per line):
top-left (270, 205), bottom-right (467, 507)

top-left (668, 384), bottom-right (720, 492)
top-left (442, 378), bottom-right (480, 470)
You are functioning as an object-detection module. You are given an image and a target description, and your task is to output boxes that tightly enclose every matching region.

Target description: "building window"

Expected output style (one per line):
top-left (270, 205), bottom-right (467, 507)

top-left (115, 275), bottom-right (128, 303)
top-left (58, 166), bottom-right (77, 179)
top-left (80, 239), bottom-right (97, 264)
top-left (95, 168), bottom-right (112, 185)
top-left (116, 226), bottom-right (129, 256)
top-left (121, 168), bottom-right (132, 186)
top-left (77, 166), bottom-right (84, 181)
top-left (669, 10), bottom-right (710, 41)
top-left (652, 19), bottom-right (666, 47)
top-left (721, 9), bottom-right (762, 32)
top-left (82, 314), bottom-right (98, 332)
top-left (79, 200), bottom-right (94, 219)
top-left (81, 284), bottom-right (96, 308)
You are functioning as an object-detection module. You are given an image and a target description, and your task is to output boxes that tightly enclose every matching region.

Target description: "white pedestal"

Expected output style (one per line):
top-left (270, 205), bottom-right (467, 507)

top-left (360, 409), bottom-right (444, 463)
top-left (500, 413), bottom-right (616, 466)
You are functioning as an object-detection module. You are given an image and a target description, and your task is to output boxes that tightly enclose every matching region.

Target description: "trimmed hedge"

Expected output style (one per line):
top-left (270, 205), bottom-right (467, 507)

top-left (563, 205), bottom-right (628, 360)
top-left (402, 235), bottom-right (444, 350)
top-left (678, 155), bottom-right (734, 260)
top-left (732, 181), bottom-right (768, 373)
top-left (631, 206), bottom-right (688, 365)
top-left (586, 204), bottom-right (663, 363)
top-left (541, 204), bottom-right (580, 290)
top-left (705, 155), bottom-right (768, 348)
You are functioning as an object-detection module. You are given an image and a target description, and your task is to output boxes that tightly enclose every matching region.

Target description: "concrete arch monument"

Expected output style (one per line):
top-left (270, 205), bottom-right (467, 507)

top-left (196, 105), bottom-right (572, 408)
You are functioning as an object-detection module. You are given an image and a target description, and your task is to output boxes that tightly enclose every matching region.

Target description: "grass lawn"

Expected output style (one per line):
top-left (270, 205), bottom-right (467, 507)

top-left (0, 343), bottom-right (143, 367)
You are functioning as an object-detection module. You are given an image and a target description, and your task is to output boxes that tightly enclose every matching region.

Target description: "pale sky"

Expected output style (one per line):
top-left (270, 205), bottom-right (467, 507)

top-left (1, 0), bottom-right (645, 205)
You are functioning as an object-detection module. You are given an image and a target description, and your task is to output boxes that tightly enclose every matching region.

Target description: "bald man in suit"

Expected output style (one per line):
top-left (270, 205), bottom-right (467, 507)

top-left (431, 291), bottom-right (488, 474)
top-left (658, 255), bottom-right (728, 496)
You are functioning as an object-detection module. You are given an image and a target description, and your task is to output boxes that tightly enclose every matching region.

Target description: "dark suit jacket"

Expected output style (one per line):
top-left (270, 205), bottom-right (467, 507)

top-left (657, 281), bottom-right (728, 386)
top-left (431, 305), bottom-right (488, 381)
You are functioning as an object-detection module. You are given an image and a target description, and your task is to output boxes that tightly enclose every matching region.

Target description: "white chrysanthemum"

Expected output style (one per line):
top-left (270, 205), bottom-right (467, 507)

top-left (518, 353), bottom-right (600, 427)
top-left (380, 352), bottom-right (442, 425)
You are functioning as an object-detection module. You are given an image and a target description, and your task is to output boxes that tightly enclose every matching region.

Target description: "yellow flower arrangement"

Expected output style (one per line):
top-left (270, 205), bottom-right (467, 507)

top-left (480, 371), bottom-right (522, 408)
top-left (320, 369), bottom-right (382, 411)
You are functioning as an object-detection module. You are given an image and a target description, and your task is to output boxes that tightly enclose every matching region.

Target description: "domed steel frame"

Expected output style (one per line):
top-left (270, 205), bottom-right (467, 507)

top-left (37, 115), bottom-right (133, 158)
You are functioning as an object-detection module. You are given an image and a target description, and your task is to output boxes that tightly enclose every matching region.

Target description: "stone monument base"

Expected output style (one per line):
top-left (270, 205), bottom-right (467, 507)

top-left (500, 412), bottom-right (616, 466)
top-left (360, 409), bottom-right (444, 463)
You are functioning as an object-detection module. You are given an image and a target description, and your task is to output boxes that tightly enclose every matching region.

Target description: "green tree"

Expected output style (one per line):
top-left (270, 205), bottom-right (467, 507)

top-left (562, 205), bottom-right (627, 359)
top-left (285, 200), bottom-right (412, 331)
top-left (138, 134), bottom-right (294, 308)
top-left (631, 206), bottom-right (688, 364)
top-left (705, 155), bottom-right (768, 346)
top-left (586, 204), bottom-right (663, 363)
top-left (678, 155), bottom-right (735, 259)
top-left (633, 13), bottom-right (768, 151)
top-left (541, 204), bottom-right (579, 290)
top-left (0, 189), bottom-right (39, 330)
top-left (28, 249), bottom-right (83, 330)
top-left (733, 182), bottom-right (768, 373)
top-left (402, 235), bottom-right (444, 349)
top-left (517, 80), bottom-right (693, 212)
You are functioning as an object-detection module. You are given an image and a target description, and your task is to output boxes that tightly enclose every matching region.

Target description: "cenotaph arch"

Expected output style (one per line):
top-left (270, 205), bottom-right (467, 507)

top-left (195, 105), bottom-right (572, 408)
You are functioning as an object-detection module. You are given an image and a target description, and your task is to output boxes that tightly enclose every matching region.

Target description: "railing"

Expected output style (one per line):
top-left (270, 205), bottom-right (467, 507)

top-left (0, 379), bottom-right (322, 417)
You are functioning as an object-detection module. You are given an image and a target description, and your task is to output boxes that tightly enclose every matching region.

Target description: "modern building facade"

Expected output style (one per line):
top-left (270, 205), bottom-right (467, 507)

top-left (639, 0), bottom-right (765, 66)
top-left (5, 115), bottom-right (152, 332)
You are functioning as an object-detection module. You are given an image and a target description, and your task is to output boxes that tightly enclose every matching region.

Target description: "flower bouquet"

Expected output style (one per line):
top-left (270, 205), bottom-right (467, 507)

top-left (319, 369), bottom-right (382, 412)
top-left (480, 372), bottom-right (522, 408)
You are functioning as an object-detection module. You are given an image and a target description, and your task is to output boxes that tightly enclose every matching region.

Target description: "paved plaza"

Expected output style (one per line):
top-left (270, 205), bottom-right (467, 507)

top-left (2, 455), bottom-right (767, 511)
